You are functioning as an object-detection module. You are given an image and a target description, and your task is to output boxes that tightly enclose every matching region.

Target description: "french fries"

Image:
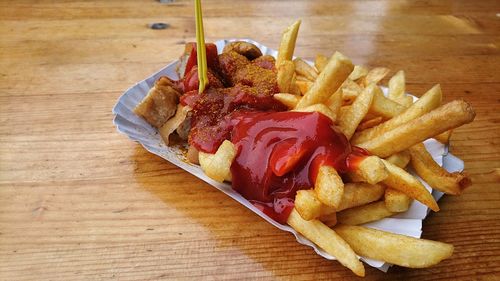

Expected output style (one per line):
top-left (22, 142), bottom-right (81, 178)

top-left (189, 54), bottom-right (470, 276)
top-left (287, 209), bottom-right (365, 277)
top-left (357, 117), bottom-right (383, 131)
top-left (314, 165), bottom-right (344, 208)
top-left (296, 75), bottom-right (310, 82)
top-left (409, 143), bottom-right (472, 194)
top-left (337, 84), bottom-right (376, 139)
top-left (434, 129), bottom-right (452, 144)
top-left (325, 91), bottom-right (342, 117)
top-left (335, 225), bottom-right (454, 268)
top-left (337, 201), bottom-right (395, 225)
top-left (314, 54), bottom-right (328, 73)
top-left (340, 79), bottom-right (363, 104)
top-left (358, 100), bottom-right (476, 158)
top-left (368, 86), bottom-right (406, 119)
top-left (276, 20), bottom-right (301, 67)
top-left (360, 67), bottom-right (390, 87)
top-left (388, 70), bottom-right (405, 100)
top-left (387, 70), bottom-right (413, 106)
top-left (295, 189), bottom-right (323, 221)
top-left (321, 183), bottom-right (385, 216)
top-left (348, 65), bottom-right (369, 81)
top-left (293, 103), bottom-right (337, 122)
top-left (355, 156), bottom-right (388, 184)
top-left (198, 140), bottom-right (236, 182)
top-left (320, 212), bottom-right (337, 227)
top-left (384, 150), bottom-right (411, 168)
top-left (384, 188), bottom-right (412, 212)
top-left (295, 52), bottom-right (354, 109)
top-left (274, 93), bottom-right (300, 109)
top-left (381, 159), bottom-right (439, 211)
top-left (277, 60), bottom-right (295, 93)
top-left (296, 80), bottom-right (312, 95)
top-left (294, 58), bottom-right (318, 81)
top-left (289, 74), bottom-right (301, 96)
top-left (352, 84), bottom-right (443, 144)
top-left (336, 183), bottom-right (386, 212)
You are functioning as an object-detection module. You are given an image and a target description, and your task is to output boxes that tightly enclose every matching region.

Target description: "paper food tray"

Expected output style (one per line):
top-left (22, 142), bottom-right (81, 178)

top-left (112, 39), bottom-right (464, 272)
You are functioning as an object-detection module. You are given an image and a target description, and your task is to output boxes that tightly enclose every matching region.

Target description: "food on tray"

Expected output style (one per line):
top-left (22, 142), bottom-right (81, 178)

top-left (132, 21), bottom-right (475, 276)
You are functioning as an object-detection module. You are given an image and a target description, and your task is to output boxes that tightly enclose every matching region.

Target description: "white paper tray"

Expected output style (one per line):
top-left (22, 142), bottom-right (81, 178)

top-left (112, 39), bottom-right (464, 272)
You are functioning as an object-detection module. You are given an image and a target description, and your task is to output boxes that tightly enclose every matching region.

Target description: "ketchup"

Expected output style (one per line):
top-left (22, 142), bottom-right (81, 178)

top-left (228, 111), bottom-right (367, 224)
top-left (230, 111), bottom-right (348, 199)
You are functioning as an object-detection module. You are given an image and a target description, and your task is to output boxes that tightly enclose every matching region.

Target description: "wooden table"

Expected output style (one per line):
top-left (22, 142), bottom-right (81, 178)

top-left (1, 0), bottom-right (499, 280)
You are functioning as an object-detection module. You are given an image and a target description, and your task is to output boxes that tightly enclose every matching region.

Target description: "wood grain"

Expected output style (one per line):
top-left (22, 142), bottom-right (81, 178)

top-left (1, 0), bottom-right (499, 280)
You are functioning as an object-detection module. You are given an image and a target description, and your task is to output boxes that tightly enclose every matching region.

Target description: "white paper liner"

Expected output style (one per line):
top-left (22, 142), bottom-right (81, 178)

top-left (112, 39), bottom-right (465, 272)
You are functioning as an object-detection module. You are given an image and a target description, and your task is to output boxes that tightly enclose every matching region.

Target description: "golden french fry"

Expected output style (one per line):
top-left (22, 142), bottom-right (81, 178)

top-left (337, 201), bottom-right (395, 225)
top-left (335, 225), bottom-right (454, 268)
top-left (398, 95), bottom-right (414, 107)
top-left (274, 93), bottom-right (300, 109)
top-left (387, 70), bottom-right (413, 106)
top-left (381, 159), bottom-right (439, 211)
top-left (314, 54), bottom-right (328, 73)
top-left (388, 70), bottom-right (405, 100)
top-left (338, 83), bottom-right (376, 139)
top-left (367, 86), bottom-right (406, 119)
top-left (409, 143), bottom-right (472, 195)
top-left (295, 189), bottom-right (323, 221)
top-left (296, 75), bottom-right (310, 82)
top-left (294, 58), bottom-right (318, 81)
top-left (321, 183), bottom-right (385, 215)
top-left (159, 104), bottom-right (191, 145)
top-left (339, 105), bottom-right (350, 120)
top-left (198, 140), bottom-right (236, 182)
top-left (341, 79), bottom-right (363, 104)
top-left (384, 188), bottom-right (412, 212)
top-left (293, 103), bottom-right (336, 122)
top-left (325, 91), bottom-right (342, 118)
top-left (357, 117), bottom-right (384, 131)
top-left (361, 67), bottom-right (390, 87)
top-left (276, 20), bottom-right (301, 67)
top-left (358, 100), bottom-right (476, 158)
top-left (344, 171), bottom-right (365, 183)
top-left (434, 130), bottom-right (452, 144)
top-left (355, 156), bottom-right (388, 184)
top-left (277, 60), bottom-right (295, 93)
top-left (287, 209), bottom-right (365, 277)
top-left (320, 212), bottom-right (337, 227)
top-left (314, 165), bottom-right (344, 208)
top-left (384, 150), bottom-right (411, 168)
top-left (352, 84), bottom-right (442, 144)
top-left (296, 80), bottom-right (312, 95)
top-left (289, 73), bottom-right (301, 96)
top-left (348, 65), bottom-right (369, 81)
top-left (295, 52), bottom-right (354, 109)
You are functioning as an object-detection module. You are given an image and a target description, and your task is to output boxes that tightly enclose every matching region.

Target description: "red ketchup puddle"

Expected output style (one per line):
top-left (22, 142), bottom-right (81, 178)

top-left (228, 111), bottom-right (368, 224)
